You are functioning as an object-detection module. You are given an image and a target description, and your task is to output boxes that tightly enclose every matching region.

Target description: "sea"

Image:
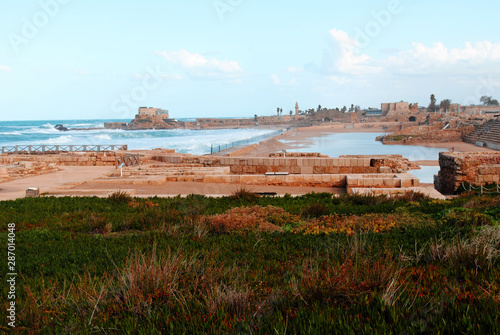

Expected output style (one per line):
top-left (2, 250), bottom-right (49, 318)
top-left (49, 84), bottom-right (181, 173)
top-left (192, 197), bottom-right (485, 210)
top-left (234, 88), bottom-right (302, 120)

top-left (0, 119), bottom-right (449, 183)
top-left (0, 119), bottom-right (280, 156)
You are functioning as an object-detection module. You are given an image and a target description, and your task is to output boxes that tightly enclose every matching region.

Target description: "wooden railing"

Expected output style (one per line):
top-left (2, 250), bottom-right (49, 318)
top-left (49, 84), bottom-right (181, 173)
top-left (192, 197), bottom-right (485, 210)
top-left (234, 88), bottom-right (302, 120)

top-left (116, 154), bottom-right (140, 168)
top-left (1, 145), bottom-right (128, 154)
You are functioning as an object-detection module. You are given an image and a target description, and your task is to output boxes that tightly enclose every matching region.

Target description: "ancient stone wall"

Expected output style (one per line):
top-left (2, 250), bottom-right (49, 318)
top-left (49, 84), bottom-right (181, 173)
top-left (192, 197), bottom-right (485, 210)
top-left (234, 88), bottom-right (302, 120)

top-left (435, 152), bottom-right (500, 194)
top-left (0, 162), bottom-right (60, 181)
top-left (153, 154), bottom-right (411, 174)
top-left (0, 152), bottom-right (124, 167)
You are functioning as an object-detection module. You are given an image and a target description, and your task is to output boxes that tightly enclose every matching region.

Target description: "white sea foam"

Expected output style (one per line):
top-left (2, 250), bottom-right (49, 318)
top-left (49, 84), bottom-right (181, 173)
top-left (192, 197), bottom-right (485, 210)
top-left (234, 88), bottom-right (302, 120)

top-left (0, 131), bottom-right (22, 136)
top-left (40, 135), bottom-right (74, 145)
top-left (94, 134), bottom-right (112, 140)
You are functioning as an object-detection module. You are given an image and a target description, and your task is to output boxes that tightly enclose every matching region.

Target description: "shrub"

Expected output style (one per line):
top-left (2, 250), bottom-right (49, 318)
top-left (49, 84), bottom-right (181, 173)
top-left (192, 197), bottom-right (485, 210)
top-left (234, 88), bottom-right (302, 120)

top-left (107, 191), bottom-right (132, 203)
top-left (200, 206), bottom-right (298, 234)
top-left (293, 214), bottom-right (400, 236)
top-left (394, 191), bottom-right (429, 202)
top-left (230, 186), bottom-right (260, 202)
top-left (301, 202), bottom-right (328, 218)
top-left (440, 209), bottom-right (493, 227)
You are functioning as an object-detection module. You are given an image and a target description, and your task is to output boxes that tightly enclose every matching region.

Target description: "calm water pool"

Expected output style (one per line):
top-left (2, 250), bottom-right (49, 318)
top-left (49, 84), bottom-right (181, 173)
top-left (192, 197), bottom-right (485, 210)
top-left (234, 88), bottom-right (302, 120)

top-left (282, 132), bottom-right (447, 183)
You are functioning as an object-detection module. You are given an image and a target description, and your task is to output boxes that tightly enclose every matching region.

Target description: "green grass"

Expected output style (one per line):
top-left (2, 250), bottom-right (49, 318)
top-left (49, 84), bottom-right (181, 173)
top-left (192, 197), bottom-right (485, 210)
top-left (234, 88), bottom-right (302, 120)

top-left (0, 192), bottom-right (499, 334)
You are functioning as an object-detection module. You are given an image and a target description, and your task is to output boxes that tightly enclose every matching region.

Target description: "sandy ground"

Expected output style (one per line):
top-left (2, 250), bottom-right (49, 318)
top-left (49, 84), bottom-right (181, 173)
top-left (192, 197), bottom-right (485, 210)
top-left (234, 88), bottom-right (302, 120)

top-left (1, 124), bottom-right (497, 200)
top-left (0, 166), bottom-right (114, 201)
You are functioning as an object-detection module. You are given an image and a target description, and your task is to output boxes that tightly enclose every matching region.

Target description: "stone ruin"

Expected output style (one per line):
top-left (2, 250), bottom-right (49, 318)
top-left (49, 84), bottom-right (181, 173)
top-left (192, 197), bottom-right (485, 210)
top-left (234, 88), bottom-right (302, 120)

top-left (435, 152), bottom-right (500, 194)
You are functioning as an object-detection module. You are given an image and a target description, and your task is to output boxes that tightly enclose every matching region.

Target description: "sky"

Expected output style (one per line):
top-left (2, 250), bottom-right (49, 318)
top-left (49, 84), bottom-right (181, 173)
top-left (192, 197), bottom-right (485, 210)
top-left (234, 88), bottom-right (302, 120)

top-left (1, 0), bottom-right (500, 121)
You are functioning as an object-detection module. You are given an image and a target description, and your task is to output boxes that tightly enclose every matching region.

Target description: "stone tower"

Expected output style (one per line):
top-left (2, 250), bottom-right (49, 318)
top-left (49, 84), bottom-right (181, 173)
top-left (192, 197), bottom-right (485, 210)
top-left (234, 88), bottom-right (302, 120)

top-left (295, 102), bottom-right (299, 117)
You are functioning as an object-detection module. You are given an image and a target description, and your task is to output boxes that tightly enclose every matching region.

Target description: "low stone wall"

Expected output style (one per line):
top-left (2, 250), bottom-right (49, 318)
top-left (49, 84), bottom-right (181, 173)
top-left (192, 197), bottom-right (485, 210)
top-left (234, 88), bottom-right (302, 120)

top-left (221, 157), bottom-right (376, 174)
top-left (435, 152), bottom-right (500, 194)
top-left (152, 154), bottom-right (412, 175)
top-left (346, 173), bottom-right (419, 191)
top-left (0, 152), bottom-right (125, 167)
top-left (0, 162), bottom-right (60, 181)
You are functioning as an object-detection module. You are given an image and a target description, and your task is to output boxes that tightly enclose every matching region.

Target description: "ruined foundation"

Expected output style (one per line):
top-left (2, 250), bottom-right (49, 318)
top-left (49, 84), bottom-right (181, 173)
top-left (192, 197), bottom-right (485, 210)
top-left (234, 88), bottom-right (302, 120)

top-left (435, 152), bottom-right (500, 194)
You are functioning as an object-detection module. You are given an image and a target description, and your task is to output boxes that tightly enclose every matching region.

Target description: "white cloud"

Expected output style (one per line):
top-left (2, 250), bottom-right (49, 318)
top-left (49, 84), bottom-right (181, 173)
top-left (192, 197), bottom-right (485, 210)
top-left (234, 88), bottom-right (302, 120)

top-left (316, 29), bottom-right (500, 86)
top-left (387, 41), bottom-right (500, 75)
top-left (156, 49), bottom-right (243, 79)
top-left (323, 29), bottom-right (382, 75)
top-left (0, 65), bottom-right (12, 72)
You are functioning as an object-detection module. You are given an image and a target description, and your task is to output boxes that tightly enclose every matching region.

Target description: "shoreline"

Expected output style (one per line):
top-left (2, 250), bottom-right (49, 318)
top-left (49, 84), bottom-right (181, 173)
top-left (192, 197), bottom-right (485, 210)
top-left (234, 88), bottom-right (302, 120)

top-left (1, 123), bottom-right (497, 201)
top-left (238, 124), bottom-right (497, 159)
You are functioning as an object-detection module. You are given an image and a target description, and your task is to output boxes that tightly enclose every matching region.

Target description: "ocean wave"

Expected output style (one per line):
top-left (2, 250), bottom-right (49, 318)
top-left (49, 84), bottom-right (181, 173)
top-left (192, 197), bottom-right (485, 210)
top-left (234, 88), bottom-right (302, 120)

top-left (94, 134), bottom-right (112, 140)
top-left (0, 131), bottom-right (22, 136)
top-left (40, 135), bottom-right (75, 145)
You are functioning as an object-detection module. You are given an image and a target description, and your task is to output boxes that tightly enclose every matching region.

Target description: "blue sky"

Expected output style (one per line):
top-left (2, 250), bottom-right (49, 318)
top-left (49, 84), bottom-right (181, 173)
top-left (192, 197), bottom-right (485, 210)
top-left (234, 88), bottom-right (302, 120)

top-left (1, 0), bottom-right (500, 121)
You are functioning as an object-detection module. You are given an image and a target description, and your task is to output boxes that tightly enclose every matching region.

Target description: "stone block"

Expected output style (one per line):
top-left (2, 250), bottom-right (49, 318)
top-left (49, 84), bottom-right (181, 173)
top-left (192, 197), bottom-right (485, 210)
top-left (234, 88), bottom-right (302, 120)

top-left (228, 175), bottom-right (241, 183)
top-left (240, 175), bottom-right (261, 184)
top-left (294, 174), bottom-right (305, 183)
top-left (321, 174), bottom-right (332, 182)
top-left (383, 178), bottom-right (397, 188)
top-left (26, 188), bottom-right (39, 198)
top-left (362, 178), bottom-right (373, 187)
top-left (303, 175), bottom-right (316, 183)
top-left (379, 166), bottom-right (392, 174)
top-left (339, 167), bottom-right (352, 174)
top-left (353, 167), bottom-right (364, 174)
top-left (346, 176), bottom-right (360, 187)
top-left (204, 175), bottom-right (223, 183)
top-left (301, 166), bottom-right (313, 174)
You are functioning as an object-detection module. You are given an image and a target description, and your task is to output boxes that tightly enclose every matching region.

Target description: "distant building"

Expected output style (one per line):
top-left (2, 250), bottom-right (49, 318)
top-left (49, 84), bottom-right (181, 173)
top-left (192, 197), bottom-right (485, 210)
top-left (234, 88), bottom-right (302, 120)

top-left (138, 107), bottom-right (169, 118)
top-left (381, 102), bottom-right (410, 115)
top-left (364, 108), bottom-right (383, 116)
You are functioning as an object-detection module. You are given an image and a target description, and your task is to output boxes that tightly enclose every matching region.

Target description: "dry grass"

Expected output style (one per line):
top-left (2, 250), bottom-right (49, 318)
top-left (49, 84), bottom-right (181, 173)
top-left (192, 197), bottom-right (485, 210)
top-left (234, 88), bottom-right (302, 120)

top-left (115, 245), bottom-right (194, 315)
top-left (295, 234), bottom-right (402, 302)
top-left (429, 226), bottom-right (500, 272)
top-left (230, 186), bottom-right (260, 202)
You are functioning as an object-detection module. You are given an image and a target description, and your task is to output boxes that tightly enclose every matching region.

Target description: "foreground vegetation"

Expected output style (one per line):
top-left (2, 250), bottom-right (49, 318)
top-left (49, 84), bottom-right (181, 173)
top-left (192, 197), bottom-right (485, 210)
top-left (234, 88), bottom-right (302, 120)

top-left (1, 191), bottom-right (499, 334)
